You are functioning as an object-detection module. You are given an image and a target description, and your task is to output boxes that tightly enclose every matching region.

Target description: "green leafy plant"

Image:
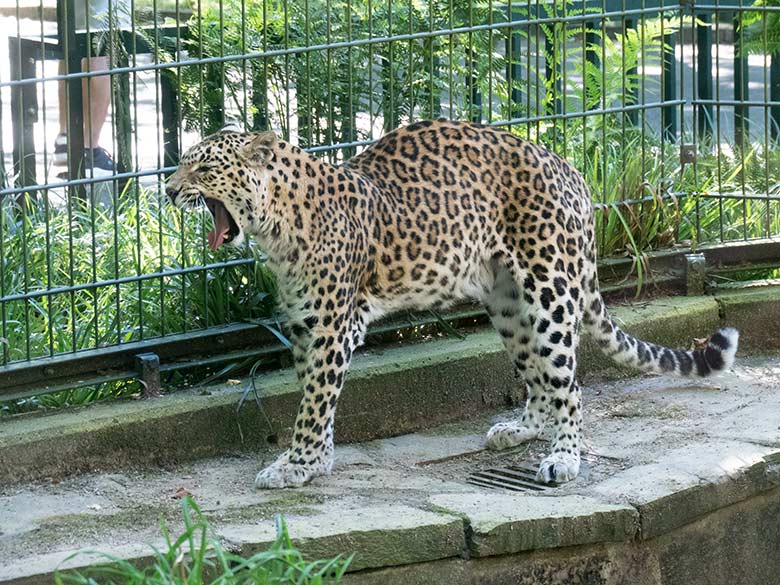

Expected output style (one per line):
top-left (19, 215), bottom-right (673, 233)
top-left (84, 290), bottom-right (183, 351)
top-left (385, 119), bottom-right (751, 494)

top-left (741, 0), bottom-right (780, 56)
top-left (163, 0), bottom-right (513, 142)
top-left (54, 496), bottom-right (351, 584)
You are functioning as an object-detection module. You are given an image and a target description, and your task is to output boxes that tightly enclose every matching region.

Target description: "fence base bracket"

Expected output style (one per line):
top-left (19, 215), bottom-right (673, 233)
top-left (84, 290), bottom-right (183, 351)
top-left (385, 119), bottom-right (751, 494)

top-left (685, 253), bottom-right (707, 296)
top-left (135, 353), bottom-right (162, 398)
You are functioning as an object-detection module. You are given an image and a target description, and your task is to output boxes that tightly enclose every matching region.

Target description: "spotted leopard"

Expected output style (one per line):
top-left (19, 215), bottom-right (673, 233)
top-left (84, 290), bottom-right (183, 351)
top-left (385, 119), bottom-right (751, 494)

top-left (166, 119), bottom-right (739, 489)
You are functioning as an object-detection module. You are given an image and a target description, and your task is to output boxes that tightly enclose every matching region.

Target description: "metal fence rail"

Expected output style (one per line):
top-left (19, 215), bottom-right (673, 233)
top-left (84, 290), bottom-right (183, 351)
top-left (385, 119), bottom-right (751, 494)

top-left (0, 0), bottom-right (778, 399)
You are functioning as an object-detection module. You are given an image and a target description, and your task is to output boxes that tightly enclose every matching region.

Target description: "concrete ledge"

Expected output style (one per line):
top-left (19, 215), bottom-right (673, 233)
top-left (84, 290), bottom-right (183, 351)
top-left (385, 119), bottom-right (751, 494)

top-left (713, 285), bottom-right (780, 352)
top-left (2, 286), bottom-right (779, 484)
top-left (221, 505), bottom-right (466, 572)
top-left (343, 487), bottom-right (780, 585)
top-left (429, 493), bottom-right (637, 557)
top-left (0, 332), bottom-right (514, 483)
top-left (592, 442), bottom-right (780, 539)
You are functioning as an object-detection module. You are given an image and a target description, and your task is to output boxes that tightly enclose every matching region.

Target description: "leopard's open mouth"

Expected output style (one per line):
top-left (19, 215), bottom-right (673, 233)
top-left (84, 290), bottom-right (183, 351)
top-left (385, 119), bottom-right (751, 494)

top-left (204, 197), bottom-right (240, 250)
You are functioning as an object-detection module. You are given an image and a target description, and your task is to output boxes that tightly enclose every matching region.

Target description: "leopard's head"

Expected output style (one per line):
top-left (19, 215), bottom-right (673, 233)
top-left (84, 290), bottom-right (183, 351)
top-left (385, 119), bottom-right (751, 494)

top-left (166, 129), bottom-right (277, 250)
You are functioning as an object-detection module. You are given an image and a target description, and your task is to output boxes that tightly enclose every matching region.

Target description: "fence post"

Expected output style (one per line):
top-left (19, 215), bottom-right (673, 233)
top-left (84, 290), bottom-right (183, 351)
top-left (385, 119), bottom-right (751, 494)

top-left (136, 352), bottom-right (162, 398)
top-left (696, 12), bottom-right (713, 140)
top-left (771, 53), bottom-right (780, 141)
top-left (662, 30), bottom-right (677, 141)
top-left (685, 253), bottom-right (707, 296)
top-left (733, 12), bottom-right (749, 149)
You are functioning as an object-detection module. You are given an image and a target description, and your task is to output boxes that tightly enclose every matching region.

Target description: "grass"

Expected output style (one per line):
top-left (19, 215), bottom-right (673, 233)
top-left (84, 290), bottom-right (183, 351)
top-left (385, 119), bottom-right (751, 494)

top-left (54, 496), bottom-right (351, 585)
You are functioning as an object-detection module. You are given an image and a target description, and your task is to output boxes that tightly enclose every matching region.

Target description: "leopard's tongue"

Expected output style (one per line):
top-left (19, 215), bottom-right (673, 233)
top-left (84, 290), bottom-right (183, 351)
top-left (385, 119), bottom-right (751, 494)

top-left (207, 202), bottom-right (230, 251)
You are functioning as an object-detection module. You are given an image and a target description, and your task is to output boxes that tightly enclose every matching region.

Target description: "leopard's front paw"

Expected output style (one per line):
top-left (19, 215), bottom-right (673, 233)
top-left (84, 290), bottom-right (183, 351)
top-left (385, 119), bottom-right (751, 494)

top-left (254, 451), bottom-right (332, 489)
top-left (536, 451), bottom-right (580, 484)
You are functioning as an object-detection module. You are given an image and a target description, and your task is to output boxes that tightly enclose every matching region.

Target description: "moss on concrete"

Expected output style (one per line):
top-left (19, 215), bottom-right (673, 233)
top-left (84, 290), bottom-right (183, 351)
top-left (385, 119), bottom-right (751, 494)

top-left (212, 493), bottom-right (325, 523)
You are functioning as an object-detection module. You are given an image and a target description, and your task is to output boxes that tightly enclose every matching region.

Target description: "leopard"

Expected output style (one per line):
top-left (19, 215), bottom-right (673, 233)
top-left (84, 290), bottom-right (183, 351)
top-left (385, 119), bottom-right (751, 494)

top-left (166, 118), bottom-right (739, 489)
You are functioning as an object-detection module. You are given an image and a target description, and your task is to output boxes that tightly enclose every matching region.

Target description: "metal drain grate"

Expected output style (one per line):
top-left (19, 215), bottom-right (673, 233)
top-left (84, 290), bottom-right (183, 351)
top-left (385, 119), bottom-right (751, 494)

top-left (467, 463), bottom-right (553, 492)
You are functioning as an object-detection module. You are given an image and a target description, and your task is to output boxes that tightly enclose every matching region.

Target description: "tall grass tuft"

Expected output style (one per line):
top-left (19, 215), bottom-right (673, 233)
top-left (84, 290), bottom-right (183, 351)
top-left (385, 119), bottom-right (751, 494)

top-left (54, 496), bottom-right (351, 585)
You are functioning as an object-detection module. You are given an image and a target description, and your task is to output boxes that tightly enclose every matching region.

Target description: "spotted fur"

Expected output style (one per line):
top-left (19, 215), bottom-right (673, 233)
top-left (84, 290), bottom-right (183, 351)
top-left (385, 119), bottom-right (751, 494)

top-left (166, 119), bottom-right (739, 488)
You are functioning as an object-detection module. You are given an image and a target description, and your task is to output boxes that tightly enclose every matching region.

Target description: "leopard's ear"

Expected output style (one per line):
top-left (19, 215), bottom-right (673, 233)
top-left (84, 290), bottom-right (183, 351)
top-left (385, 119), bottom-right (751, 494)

top-left (243, 131), bottom-right (277, 164)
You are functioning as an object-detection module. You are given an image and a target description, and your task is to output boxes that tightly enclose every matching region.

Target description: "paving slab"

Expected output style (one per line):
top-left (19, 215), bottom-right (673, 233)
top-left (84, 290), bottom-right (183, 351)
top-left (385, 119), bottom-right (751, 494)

top-left (0, 544), bottom-right (162, 585)
top-left (591, 441), bottom-right (780, 539)
top-left (220, 504), bottom-right (465, 572)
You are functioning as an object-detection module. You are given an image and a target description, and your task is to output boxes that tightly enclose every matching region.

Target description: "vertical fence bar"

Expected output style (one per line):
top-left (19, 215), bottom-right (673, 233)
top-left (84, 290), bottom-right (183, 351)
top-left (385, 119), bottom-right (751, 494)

top-left (733, 10), bottom-right (749, 149)
top-left (697, 12), bottom-right (714, 141)
top-left (544, 21), bottom-right (561, 117)
top-left (625, 17), bottom-right (638, 125)
top-left (467, 1), bottom-right (482, 122)
top-left (662, 28), bottom-right (677, 142)
top-left (429, 1), bottom-right (441, 119)
top-left (62, 0), bottom-right (85, 198)
top-left (714, 4), bottom-right (724, 242)
top-left (344, 0), bottom-right (355, 157)
top-left (507, 11), bottom-right (523, 121)
top-left (771, 54), bottom-right (780, 141)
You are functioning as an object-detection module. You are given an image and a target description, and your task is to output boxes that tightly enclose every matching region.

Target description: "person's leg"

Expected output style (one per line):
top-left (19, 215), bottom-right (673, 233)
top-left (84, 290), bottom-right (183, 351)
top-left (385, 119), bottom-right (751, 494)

top-left (56, 57), bottom-right (110, 146)
top-left (55, 62), bottom-right (69, 165)
top-left (57, 61), bottom-right (67, 136)
top-left (82, 56), bottom-right (110, 149)
top-left (56, 56), bottom-right (114, 174)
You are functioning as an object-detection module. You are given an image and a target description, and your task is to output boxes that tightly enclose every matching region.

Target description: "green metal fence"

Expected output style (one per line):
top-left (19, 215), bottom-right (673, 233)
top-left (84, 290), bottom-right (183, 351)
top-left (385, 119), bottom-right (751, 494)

top-left (0, 0), bottom-right (778, 403)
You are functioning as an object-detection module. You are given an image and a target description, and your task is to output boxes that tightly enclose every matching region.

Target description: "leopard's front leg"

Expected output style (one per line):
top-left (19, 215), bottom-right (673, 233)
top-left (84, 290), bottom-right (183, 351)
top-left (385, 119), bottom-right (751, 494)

top-left (255, 313), bottom-right (361, 489)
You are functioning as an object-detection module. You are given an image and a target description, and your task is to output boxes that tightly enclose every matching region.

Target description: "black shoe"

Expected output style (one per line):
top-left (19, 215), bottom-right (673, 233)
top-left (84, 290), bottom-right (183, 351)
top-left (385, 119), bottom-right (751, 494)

top-left (84, 147), bottom-right (115, 178)
top-left (56, 147), bottom-right (116, 180)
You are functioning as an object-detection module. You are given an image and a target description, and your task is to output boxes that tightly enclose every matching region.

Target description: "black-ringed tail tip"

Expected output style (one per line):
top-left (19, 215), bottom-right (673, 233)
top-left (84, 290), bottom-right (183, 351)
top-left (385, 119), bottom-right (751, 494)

top-left (701, 327), bottom-right (740, 375)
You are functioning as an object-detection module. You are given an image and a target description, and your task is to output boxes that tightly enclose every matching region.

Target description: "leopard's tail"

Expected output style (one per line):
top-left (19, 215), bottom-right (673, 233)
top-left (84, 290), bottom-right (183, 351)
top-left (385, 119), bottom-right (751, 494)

top-left (583, 290), bottom-right (739, 377)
